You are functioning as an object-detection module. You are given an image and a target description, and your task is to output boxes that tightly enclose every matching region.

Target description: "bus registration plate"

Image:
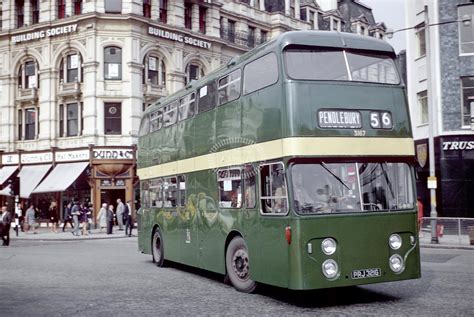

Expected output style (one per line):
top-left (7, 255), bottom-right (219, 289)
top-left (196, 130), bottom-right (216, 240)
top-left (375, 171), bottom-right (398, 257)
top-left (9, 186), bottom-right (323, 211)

top-left (351, 268), bottom-right (381, 279)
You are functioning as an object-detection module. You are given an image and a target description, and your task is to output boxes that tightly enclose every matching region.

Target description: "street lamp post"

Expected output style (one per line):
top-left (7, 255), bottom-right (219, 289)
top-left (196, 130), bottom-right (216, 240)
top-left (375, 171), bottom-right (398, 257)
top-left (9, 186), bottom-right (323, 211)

top-left (387, 6), bottom-right (471, 244)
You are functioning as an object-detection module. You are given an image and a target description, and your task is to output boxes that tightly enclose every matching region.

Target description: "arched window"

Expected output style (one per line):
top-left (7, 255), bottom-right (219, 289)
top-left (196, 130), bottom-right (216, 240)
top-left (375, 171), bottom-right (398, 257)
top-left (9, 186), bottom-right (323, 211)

top-left (185, 62), bottom-right (204, 85)
top-left (59, 52), bottom-right (83, 83)
top-left (18, 59), bottom-right (39, 89)
top-left (104, 46), bottom-right (122, 80)
top-left (143, 54), bottom-right (166, 86)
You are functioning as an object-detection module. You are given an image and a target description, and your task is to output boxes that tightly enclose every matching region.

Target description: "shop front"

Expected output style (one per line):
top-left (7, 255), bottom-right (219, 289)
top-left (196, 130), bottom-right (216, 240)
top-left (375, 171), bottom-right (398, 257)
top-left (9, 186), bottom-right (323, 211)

top-left (415, 135), bottom-right (474, 218)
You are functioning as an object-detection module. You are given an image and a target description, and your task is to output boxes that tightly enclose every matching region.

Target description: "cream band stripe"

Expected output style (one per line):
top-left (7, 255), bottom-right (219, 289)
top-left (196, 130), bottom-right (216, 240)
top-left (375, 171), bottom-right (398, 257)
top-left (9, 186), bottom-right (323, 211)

top-left (137, 137), bottom-right (415, 179)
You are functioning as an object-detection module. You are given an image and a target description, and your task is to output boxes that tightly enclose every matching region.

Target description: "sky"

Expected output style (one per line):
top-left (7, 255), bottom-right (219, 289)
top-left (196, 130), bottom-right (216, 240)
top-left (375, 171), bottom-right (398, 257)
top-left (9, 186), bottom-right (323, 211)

top-left (361, 0), bottom-right (406, 53)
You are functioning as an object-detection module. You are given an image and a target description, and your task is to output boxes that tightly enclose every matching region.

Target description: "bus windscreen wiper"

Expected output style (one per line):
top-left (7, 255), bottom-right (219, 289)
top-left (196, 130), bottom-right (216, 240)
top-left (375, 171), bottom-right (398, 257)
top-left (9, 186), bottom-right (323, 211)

top-left (321, 162), bottom-right (351, 190)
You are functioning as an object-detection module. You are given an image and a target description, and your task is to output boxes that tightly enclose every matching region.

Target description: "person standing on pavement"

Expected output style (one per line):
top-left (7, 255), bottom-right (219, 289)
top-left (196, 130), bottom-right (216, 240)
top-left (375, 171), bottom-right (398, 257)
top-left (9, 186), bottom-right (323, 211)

top-left (1, 206), bottom-right (12, 246)
top-left (79, 202), bottom-right (89, 236)
top-left (106, 204), bottom-right (114, 234)
top-left (97, 203), bottom-right (107, 232)
top-left (25, 204), bottom-right (37, 234)
top-left (71, 201), bottom-right (81, 236)
top-left (116, 199), bottom-right (125, 231)
top-left (124, 200), bottom-right (133, 237)
top-left (49, 201), bottom-right (59, 233)
top-left (62, 202), bottom-right (74, 232)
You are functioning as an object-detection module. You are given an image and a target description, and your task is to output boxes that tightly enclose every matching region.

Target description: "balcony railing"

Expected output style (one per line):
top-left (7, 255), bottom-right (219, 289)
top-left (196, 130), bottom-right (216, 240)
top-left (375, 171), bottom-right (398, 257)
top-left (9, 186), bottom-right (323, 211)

top-left (16, 87), bottom-right (38, 102)
top-left (58, 81), bottom-right (82, 98)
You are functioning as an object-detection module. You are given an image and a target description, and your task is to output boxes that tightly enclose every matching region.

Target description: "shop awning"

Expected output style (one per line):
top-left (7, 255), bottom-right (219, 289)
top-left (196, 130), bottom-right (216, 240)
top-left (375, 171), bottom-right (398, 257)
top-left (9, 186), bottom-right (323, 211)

top-left (0, 166), bottom-right (17, 186)
top-left (18, 164), bottom-right (51, 198)
top-left (0, 184), bottom-right (12, 196)
top-left (32, 162), bottom-right (89, 194)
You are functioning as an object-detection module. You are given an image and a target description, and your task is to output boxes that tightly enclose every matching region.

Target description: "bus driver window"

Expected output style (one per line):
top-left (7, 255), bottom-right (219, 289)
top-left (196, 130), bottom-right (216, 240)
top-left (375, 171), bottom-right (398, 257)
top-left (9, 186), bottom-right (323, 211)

top-left (260, 163), bottom-right (288, 214)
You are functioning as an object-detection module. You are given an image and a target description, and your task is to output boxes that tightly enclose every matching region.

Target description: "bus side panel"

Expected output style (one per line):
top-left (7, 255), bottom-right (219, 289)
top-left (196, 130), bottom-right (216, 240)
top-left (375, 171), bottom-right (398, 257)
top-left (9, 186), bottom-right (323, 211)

top-left (177, 116), bottom-right (195, 160)
top-left (193, 107), bottom-right (216, 158)
top-left (215, 100), bottom-right (241, 151)
top-left (289, 212), bottom-right (421, 290)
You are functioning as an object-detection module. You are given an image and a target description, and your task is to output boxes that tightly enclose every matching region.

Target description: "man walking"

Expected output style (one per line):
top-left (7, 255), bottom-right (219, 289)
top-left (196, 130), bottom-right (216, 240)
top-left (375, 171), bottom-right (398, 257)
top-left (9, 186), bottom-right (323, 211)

top-left (116, 199), bottom-right (125, 231)
top-left (1, 206), bottom-right (12, 246)
top-left (62, 202), bottom-right (74, 232)
top-left (124, 200), bottom-right (133, 237)
top-left (71, 201), bottom-right (81, 236)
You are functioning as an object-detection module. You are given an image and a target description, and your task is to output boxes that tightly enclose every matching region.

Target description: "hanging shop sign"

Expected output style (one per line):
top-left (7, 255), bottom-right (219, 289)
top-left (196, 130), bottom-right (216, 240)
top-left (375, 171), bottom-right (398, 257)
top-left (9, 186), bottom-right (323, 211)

top-left (148, 26), bottom-right (212, 49)
top-left (56, 150), bottom-right (90, 162)
top-left (93, 149), bottom-right (134, 160)
top-left (11, 24), bottom-right (78, 44)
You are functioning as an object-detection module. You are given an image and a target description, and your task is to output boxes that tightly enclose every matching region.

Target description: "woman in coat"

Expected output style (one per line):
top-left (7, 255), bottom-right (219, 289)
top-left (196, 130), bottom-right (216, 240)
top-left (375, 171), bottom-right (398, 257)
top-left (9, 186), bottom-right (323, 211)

top-left (97, 203), bottom-right (107, 232)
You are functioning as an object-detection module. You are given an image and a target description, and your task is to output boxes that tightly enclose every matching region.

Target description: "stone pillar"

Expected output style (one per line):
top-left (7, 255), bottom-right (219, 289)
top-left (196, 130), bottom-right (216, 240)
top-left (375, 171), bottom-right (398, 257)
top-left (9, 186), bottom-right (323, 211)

top-left (151, 0), bottom-right (160, 20)
top-left (82, 61), bottom-right (99, 139)
top-left (295, 0), bottom-right (300, 19)
top-left (192, 4), bottom-right (200, 32)
top-left (24, 0), bottom-right (31, 26)
top-left (285, 0), bottom-right (290, 16)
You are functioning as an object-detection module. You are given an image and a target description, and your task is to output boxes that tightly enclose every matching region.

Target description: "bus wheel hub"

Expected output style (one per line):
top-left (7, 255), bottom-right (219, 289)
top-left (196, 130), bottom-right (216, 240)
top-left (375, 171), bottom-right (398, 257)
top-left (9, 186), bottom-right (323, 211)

top-left (232, 249), bottom-right (249, 279)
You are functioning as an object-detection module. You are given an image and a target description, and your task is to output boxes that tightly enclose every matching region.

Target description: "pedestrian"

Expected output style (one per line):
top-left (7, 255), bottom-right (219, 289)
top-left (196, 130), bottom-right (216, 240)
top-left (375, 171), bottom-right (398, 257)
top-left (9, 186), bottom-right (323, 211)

top-left (18, 202), bottom-right (24, 232)
top-left (49, 201), bottom-right (59, 233)
top-left (25, 204), bottom-right (38, 234)
top-left (116, 198), bottom-right (125, 231)
top-left (62, 202), bottom-right (74, 232)
top-left (87, 203), bottom-right (93, 234)
top-left (124, 200), bottom-right (133, 237)
top-left (71, 201), bottom-right (81, 236)
top-left (106, 204), bottom-right (114, 234)
top-left (97, 203), bottom-right (107, 232)
top-left (1, 206), bottom-right (12, 246)
top-left (79, 202), bottom-right (89, 236)
top-left (417, 197), bottom-right (424, 233)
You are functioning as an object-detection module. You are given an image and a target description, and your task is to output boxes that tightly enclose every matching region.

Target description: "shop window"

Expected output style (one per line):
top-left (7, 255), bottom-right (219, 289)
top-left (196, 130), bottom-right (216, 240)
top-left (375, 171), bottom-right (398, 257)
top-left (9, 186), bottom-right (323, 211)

top-left (57, 0), bottom-right (65, 19)
top-left (199, 7), bottom-right (207, 34)
top-left (31, 0), bottom-right (39, 24)
top-left (184, 2), bottom-right (192, 29)
top-left (60, 53), bottom-right (82, 83)
top-left (104, 103), bottom-right (121, 135)
top-left (218, 69), bottom-right (241, 106)
top-left (260, 162), bottom-right (288, 214)
top-left (417, 90), bottom-right (428, 125)
top-left (243, 165), bottom-right (256, 209)
top-left (143, 0), bottom-right (151, 18)
top-left (159, 0), bottom-right (168, 23)
top-left (143, 55), bottom-right (166, 86)
top-left (105, 0), bottom-right (122, 13)
top-left (149, 109), bottom-right (163, 132)
top-left (18, 107), bottom-right (38, 141)
top-left (73, 0), bottom-right (82, 15)
top-left (243, 53), bottom-right (278, 95)
top-left (178, 92), bottom-right (196, 121)
top-left (59, 103), bottom-right (82, 137)
top-left (462, 77), bottom-right (474, 126)
top-left (149, 178), bottom-right (163, 207)
top-left (16, 0), bottom-right (24, 28)
top-left (163, 176), bottom-right (178, 207)
top-left (459, 4), bottom-right (474, 55)
top-left (163, 101), bottom-right (178, 127)
top-left (185, 63), bottom-right (204, 85)
top-left (18, 60), bottom-right (39, 89)
top-left (218, 168), bottom-right (242, 208)
top-left (416, 23), bottom-right (426, 57)
top-left (104, 46), bottom-right (122, 80)
top-left (197, 81), bottom-right (217, 113)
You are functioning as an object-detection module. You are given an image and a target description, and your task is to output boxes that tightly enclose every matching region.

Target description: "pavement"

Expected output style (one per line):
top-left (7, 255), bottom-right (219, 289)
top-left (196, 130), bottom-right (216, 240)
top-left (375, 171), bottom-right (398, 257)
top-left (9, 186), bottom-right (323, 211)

top-left (4, 223), bottom-right (474, 250)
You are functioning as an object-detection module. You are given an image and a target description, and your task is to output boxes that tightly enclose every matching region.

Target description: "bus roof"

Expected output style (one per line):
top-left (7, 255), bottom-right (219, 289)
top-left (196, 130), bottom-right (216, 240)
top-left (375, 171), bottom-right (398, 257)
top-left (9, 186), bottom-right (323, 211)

top-left (144, 31), bottom-right (396, 115)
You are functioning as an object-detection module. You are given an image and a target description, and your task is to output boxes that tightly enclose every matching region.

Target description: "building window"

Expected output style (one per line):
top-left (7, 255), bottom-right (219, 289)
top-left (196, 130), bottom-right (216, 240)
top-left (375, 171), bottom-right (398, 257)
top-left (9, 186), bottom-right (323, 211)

top-left (309, 11), bottom-right (316, 29)
top-left (104, 103), bottom-right (121, 135)
top-left (261, 30), bottom-right (267, 43)
top-left (18, 107), bottom-right (38, 140)
top-left (16, 0), bottom-right (24, 28)
top-left (184, 2), bottom-right (192, 29)
top-left (416, 23), bottom-right (426, 57)
top-left (143, 0), bottom-right (151, 18)
top-left (105, 0), bottom-right (122, 13)
top-left (185, 63), bottom-right (204, 85)
top-left (417, 90), bottom-right (428, 125)
top-left (159, 0), bottom-right (168, 23)
top-left (459, 5), bottom-right (474, 54)
top-left (199, 6), bottom-right (207, 33)
top-left (31, 0), bottom-right (39, 24)
top-left (360, 25), bottom-right (366, 35)
top-left (331, 18), bottom-right (340, 31)
top-left (104, 46), bottom-right (122, 80)
top-left (462, 77), bottom-right (474, 126)
top-left (59, 103), bottom-right (82, 137)
top-left (228, 20), bottom-right (236, 43)
top-left (18, 60), bottom-right (39, 89)
top-left (60, 53), bottom-right (82, 83)
top-left (57, 0), bottom-right (65, 19)
top-left (73, 0), bottom-right (82, 15)
top-left (248, 26), bottom-right (255, 48)
top-left (143, 55), bottom-right (166, 86)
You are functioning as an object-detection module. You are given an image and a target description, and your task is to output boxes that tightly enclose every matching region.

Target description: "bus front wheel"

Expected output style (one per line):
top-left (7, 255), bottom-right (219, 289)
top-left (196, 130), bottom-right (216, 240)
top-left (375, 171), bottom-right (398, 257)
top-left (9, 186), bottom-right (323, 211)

top-left (225, 237), bottom-right (256, 293)
top-left (152, 229), bottom-right (165, 267)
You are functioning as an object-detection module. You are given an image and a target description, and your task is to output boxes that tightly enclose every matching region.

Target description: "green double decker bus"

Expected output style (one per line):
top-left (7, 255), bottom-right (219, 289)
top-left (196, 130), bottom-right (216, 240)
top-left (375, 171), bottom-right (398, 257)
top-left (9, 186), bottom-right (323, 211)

top-left (137, 31), bottom-right (421, 293)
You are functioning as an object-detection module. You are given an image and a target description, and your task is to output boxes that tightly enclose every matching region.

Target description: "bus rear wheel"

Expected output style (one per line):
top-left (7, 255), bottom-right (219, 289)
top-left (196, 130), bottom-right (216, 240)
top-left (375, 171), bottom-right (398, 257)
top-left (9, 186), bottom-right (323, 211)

top-left (152, 229), bottom-right (165, 267)
top-left (225, 237), bottom-right (256, 293)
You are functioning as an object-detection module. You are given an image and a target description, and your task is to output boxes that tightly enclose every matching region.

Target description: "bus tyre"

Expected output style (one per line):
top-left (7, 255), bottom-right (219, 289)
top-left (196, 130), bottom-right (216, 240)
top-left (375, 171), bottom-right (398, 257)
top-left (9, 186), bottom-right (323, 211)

top-left (152, 229), bottom-right (165, 267)
top-left (225, 237), bottom-right (256, 293)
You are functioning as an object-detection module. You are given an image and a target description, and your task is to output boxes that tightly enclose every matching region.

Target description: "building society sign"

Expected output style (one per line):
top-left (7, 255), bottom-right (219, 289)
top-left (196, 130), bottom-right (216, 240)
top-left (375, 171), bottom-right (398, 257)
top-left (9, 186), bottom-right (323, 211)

top-left (148, 26), bottom-right (211, 49)
top-left (11, 24), bottom-right (78, 44)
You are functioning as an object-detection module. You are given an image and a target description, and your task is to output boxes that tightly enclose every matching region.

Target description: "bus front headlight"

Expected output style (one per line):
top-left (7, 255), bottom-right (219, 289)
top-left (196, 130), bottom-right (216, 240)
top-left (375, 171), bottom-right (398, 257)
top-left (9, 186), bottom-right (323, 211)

top-left (322, 259), bottom-right (339, 279)
top-left (389, 234), bottom-right (402, 250)
top-left (321, 238), bottom-right (337, 255)
top-left (389, 254), bottom-right (404, 273)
